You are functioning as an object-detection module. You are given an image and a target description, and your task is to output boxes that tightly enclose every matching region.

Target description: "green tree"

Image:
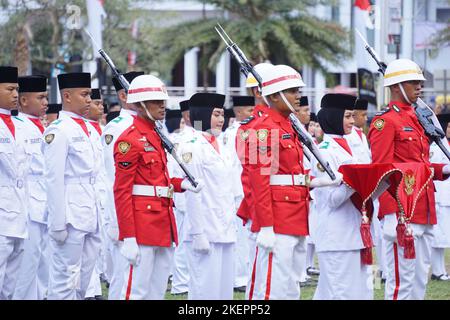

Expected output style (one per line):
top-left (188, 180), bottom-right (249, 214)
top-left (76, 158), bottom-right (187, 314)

top-left (156, 0), bottom-right (350, 86)
top-left (0, 0), bottom-right (165, 79)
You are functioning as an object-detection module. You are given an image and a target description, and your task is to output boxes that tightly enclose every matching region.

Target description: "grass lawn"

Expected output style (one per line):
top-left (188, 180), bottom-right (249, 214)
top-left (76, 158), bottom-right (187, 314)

top-left (102, 250), bottom-right (450, 300)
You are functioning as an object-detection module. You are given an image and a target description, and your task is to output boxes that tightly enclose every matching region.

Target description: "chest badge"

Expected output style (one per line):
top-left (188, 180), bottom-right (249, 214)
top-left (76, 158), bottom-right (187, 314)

top-left (45, 134), bottom-right (55, 144)
top-left (223, 135), bottom-right (228, 145)
top-left (182, 152), bottom-right (192, 164)
top-left (240, 130), bottom-right (250, 141)
top-left (105, 134), bottom-right (113, 145)
top-left (317, 163), bottom-right (325, 172)
top-left (373, 119), bottom-right (385, 131)
top-left (257, 129), bottom-right (269, 142)
top-left (118, 141), bottom-right (131, 154)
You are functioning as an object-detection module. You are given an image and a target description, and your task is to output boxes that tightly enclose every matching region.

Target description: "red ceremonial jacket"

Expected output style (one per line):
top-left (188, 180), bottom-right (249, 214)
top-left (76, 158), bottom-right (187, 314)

top-left (113, 116), bottom-right (184, 246)
top-left (368, 101), bottom-right (447, 224)
top-left (235, 104), bottom-right (269, 225)
top-left (247, 108), bottom-right (310, 236)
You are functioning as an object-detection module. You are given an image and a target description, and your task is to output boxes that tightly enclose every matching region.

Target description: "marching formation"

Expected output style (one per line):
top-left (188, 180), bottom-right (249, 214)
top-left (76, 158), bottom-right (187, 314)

top-left (0, 56), bottom-right (449, 301)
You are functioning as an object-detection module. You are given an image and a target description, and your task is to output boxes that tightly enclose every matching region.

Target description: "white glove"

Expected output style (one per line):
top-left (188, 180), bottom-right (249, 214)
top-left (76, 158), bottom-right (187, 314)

top-left (443, 164), bottom-right (450, 175)
top-left (192, 233), bottom-right (210, 254)
top-left (181, 178), bottom-right (204, 193)
top-left (106, 225), bottom-right (120, 244)
top-left (310, 172), bottom-right (343, 188)
top-left (49, 229), bottom-right (68, 244)
top-left (120, 237), bottom-right (141, 266)
top-left (256, 226), bottom-right (276, 252)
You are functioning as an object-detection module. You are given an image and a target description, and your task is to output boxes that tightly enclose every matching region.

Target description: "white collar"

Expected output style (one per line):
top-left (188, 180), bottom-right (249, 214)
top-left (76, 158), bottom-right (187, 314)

top-left (121, 108), bottom-right (137, 117)
top-left (60, 110), bottom-right (83, 119)
top-left (21, 112), bottom-right (39, 119)
top-left (0, 108), bottom-right (11, 115)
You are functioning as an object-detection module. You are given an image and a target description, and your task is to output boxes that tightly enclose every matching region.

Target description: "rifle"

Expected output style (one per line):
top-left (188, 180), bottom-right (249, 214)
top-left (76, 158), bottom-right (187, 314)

top-left (355, 29), bottom-right (450, 161)
top-left (86, 30), bottom-right (199, 187)
top-left (215, 24), bottom-right (336, 180)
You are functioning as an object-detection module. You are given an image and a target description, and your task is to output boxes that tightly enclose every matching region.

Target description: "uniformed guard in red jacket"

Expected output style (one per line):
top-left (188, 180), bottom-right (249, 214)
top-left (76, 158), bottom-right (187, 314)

top-left (368, 58), bottom-right (450, 300)
top-left (247, 65), bottom-right (342, 300)
top-left (113, 74), bottom-right (203, 300)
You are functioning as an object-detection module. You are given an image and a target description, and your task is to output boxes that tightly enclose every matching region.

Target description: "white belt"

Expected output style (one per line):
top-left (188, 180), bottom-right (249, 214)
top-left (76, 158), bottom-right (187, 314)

top-left (3, 179), bottom-right (24, 189)
top-left (28, 174), bottom-right (44, 182)
top-left (65, 176), bottom-right (97, 185)
top-left (269, 174), bottom-right (310, 187)
top-left (132, 184), bottom-right (174, 199)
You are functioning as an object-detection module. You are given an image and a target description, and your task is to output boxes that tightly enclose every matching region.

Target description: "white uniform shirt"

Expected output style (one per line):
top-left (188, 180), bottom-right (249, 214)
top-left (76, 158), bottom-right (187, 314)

top-left (177, 130), bottom-right (238, 243)
top-left (0, 108), bottom-right (29, 238)
top-left (100, 108), bottom-right (136, 229)
top-left (42, 110), bottom-right (99, 233)
top-left (219, 120), bottom-right (244, 209)
top-left (18, 113), bottom-right (47, 224)
top-left (345, 126), bottom-right (371, 164)
top-left (86, 121), bottom-right (108, 227)
top-left (311, 134), bottom-right (365, 252)
top-left (430, 142), bottom-right (450, 206)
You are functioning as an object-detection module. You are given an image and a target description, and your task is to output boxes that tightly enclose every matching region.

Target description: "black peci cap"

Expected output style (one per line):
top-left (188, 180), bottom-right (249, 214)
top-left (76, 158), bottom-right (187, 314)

top-left (18, 75), bottom-right (47, 93)
top-left (57, 73), bottom-right (91, 90)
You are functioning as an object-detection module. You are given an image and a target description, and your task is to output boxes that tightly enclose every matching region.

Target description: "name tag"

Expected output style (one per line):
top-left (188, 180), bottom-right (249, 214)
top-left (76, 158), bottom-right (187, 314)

top-left (282, 134), bottom-right (291, 140)
top-left (30, 138), bottom-right (41, 144)
top-left (403, 127), bottom-right (413, 132)
top-left (72, 136), bottom-right (85, 143)
top-left (144, 146), bottom-right (155, 152)
top-left (0, 138), bottom-right (11, 143)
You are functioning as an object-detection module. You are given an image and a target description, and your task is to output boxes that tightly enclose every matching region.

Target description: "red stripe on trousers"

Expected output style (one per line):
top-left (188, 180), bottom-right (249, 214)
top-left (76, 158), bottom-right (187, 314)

top-left (393, 243), bottom-right (400, 300)
top-left (249, 246), bottom-right (258, 300)
top-left (264, 252), bottom-right (273, 300)
top-left (125, 265), bottom-right (134, 300)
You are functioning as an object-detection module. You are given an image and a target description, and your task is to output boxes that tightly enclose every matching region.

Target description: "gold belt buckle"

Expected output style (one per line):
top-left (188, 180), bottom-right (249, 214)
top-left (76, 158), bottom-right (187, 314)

top-left (167, 184), bottom-right (174, 199)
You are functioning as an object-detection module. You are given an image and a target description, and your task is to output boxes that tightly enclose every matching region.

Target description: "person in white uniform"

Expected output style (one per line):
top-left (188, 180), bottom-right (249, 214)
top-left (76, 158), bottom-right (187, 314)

top-left (0, 66), bottom-right (29, 300)
top-left (312, 93), bottom-right (374, 300)
top-left (43, 72), bottom-right (102, 300)
top-left (178, 93), bottom-right (239, 300)
top-left (84, 88), bottom-right (108, 300)
top-left (166, 105), bottom-right (190, 296)
top-left (430, 113), bottom-right (450, 281)
top-left (345, 98), bottom-right (385, 283)
top-left (221, 96), bottom-right (254, 292)
top-left (100, 71), bottom-right (144, 300)
top-left (13, 76), bottom-right (49, 300)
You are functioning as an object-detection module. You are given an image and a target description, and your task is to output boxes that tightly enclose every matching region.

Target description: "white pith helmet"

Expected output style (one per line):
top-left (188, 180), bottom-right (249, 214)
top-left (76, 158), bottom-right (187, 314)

top-left (261, 64), bottom-right (305, 97)
top-left (127, 75), bottom-right (169, 104)
top-left (245, 63), bottom-right (274, 88)
top-left (383, 59), bottom-right (426, 87)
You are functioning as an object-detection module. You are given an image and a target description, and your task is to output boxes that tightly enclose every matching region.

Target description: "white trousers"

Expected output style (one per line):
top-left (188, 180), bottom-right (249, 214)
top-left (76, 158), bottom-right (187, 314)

top-left (314, 250), bottom-right (373, 300)
top-left (85, 263), bottom-right (102, 298)
top-left (171, 209), bottom-right (189, 294)
top-left (107, 240), bottom-right (128, 300)
top-left (234, 217), bottom-right (250, 288)
top-left (186, 242), bottom-right (235, 300)
top-left (431, 248), bottom-right (447, 276)
top-left (13, 221), bottom-right (48, 300)
top-left (121, 246), bottom-right (174, 300)
top-left (250, 234), bottom-right (306, 300)
top-left (47, 225), bottom-right (101, 300)
top-left (0, 236), bottom-right (24, 300)
top-left (245, 230), bottom-right (257, 299)
top-left (382, 214), bottom-right (434, 300)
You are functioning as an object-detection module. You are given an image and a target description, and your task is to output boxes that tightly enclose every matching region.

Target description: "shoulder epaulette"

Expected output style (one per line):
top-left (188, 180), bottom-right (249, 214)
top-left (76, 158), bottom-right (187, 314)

top-left (375, 107), bottom-right (391, 117)
top-left (13, 116), bottom-right (24, 122)
top-left (112, 116), bottom-right (124, 124)
top-left (240, 115), bottom-right (255, 125)
top-left (319, 141), bottom-right (330, 149)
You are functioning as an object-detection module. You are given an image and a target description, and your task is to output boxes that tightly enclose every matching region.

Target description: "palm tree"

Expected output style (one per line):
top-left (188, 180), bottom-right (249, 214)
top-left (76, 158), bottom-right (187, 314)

top-left (156, 0), bottom-right (350, 85)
